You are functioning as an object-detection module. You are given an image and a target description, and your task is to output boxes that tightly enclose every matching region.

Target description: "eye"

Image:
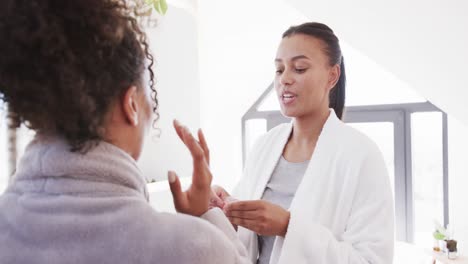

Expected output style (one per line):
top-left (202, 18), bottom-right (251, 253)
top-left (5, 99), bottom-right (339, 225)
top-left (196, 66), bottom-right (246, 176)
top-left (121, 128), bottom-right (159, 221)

top-left (295, 68), bottom-right (307, 73)
top-left (275, 68), bottom-right (284, 75)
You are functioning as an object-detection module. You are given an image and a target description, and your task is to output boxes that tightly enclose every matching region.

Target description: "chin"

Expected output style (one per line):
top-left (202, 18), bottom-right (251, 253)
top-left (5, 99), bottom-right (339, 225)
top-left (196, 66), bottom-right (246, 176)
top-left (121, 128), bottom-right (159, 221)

top-left (280, 108), bottom-right (300, 118)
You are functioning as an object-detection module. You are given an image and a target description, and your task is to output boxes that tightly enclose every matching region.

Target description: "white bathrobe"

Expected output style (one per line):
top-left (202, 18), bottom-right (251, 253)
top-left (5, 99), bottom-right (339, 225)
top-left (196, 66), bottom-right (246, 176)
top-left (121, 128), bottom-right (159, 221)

top-left (0, 136), bottom-right (249, 264)
top-left (234, 110), bottom-right (395, 264)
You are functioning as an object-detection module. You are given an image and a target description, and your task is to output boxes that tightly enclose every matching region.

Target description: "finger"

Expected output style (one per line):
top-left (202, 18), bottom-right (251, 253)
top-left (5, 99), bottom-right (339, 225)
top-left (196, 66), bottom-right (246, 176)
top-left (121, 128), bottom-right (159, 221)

top-left (173, 119), bottom-right (185, 142)
top-left (167, 171), bottom-right (186, 212)
top-left (225, 200), bottom-right (260, 212)
top-left (176, 123), bottom-right (205, 166)
top-left (173, 120), bottom-right (196, 152)
top-left (213, 185), bottom-right (228, 198)
top-left (174, 122), bottom-right (203, 161)
top-left (228, 217), bottom-right (258, 232)
top-left (224, 196), bottom-right (238, 204)
top-left (209, 190), bottom-right (225, 208)
top-left (213, 185), bottom-right (234, 202)
top-left (173, 121), bottom-right (211, 194)
top-left (185, 128), bottom-right (205, 163)
top-left (198, 129), bottom-right (210, 165)
top-left (184, 129), bottom-right (212, 189)
top-left (173, 121), bottom-right (209, 186)
top-left (225, 209), bottom-right (258, 220)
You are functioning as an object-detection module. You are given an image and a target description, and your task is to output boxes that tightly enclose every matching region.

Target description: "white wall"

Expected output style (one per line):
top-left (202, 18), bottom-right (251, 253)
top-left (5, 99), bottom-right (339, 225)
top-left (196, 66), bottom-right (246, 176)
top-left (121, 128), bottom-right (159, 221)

top-left (138, 5), bottom-right (201, 183)
top-left (287, 0), bottom-right (468, 126)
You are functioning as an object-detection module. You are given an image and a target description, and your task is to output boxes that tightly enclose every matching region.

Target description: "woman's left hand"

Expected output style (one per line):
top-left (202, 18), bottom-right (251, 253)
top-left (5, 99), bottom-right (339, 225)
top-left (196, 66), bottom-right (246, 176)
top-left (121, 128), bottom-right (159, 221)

top-left (223, 200), bottom-right (290, 237)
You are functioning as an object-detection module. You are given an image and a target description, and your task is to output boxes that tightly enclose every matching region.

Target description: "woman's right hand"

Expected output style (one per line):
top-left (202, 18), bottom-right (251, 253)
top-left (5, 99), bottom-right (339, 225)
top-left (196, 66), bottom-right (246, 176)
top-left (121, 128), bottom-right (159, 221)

top-left (168, 120), bottom-right (212, 217)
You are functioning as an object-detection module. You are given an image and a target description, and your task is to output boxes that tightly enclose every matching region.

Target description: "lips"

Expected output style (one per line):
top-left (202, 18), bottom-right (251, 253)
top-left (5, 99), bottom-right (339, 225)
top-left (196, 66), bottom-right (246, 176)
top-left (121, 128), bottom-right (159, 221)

top-left (281, 91), bottom-right (297, 105)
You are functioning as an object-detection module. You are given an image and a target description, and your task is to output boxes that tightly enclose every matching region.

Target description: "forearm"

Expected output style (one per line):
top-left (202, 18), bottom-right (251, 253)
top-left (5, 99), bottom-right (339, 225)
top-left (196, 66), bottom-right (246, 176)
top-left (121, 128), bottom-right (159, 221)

top-left (201, 208), bottom-right (249, 263)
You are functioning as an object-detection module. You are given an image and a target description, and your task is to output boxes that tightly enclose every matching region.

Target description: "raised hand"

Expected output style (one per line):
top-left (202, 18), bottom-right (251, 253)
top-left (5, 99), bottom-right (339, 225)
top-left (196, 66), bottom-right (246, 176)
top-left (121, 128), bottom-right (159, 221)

top-left (168, 120), bottom-right (212, 217)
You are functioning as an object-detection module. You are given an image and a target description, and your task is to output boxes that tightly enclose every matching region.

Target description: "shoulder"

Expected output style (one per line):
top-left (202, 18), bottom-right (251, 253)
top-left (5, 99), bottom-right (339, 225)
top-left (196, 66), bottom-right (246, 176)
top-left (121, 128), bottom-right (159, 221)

top-left (131, 206), bottom-right (239, 263)
top-left (333, 122), bottom-right (390, 186)
top-left (249, 123), bottom-right (291, 153)
top-left (333, 121), bottom-right (382, 159)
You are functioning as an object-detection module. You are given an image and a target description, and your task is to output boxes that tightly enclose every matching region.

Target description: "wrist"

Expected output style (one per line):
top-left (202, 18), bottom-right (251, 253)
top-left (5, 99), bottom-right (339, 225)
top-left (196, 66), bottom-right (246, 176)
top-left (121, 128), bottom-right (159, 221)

top-left (280, 211), bottom-right (290, 237)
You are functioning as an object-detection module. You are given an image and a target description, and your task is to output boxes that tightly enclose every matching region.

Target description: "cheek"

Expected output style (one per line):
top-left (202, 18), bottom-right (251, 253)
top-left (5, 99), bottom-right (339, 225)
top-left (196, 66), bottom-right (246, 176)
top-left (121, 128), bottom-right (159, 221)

top-left (299, 76), bottom-right (329, 106)
top-left (303, 72), bottom-right (328, 93)
top-left (139, 97), bottom-right (153, 130)
top-left (274, 81), bottom-right (282, 96)
top-left (144, 104), bottom-right (153, 129)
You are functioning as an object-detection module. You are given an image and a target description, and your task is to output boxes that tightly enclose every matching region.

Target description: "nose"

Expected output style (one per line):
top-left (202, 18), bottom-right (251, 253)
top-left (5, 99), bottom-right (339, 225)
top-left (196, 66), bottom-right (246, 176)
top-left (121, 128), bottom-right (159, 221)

top-left (279, 69), bottom-right (294, 86)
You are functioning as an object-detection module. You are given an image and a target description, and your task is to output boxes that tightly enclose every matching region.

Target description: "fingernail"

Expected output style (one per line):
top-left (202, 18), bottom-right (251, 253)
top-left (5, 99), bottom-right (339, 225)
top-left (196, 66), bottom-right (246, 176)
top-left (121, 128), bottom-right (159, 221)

top-left (174, 119), bottom-right (181, 127)
top-left (168, 171), bottom-right (176, 183)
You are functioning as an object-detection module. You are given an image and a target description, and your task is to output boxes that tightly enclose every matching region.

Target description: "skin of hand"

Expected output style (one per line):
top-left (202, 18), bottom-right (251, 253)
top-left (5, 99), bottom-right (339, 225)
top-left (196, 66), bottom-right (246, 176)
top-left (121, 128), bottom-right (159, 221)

top-left (168, 119), bottom-right (212, 217)
top-left (223, 200), bottom-right (291, 237)
top-left (209, 185), bottom-right (233, 209)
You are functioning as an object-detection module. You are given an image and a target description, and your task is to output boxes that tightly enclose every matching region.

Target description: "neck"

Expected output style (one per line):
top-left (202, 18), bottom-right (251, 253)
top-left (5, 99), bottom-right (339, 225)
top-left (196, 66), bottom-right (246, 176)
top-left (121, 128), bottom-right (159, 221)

top-left (290, 109), bottom-right (330, 145)
top-left (102, 109), bottom-right (140, 161)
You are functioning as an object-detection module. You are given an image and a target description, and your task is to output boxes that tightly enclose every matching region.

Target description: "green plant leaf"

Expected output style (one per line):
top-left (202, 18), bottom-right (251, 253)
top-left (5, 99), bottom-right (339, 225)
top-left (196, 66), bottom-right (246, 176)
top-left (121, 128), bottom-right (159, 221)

top-left (433, 230), bottom-right (446, 240)
top-left (160, 0), bottom-right (168, 15)
top-left (153, 0), bottom-right (161, 14)
top-left (153, 0), bottom-right (168, 15)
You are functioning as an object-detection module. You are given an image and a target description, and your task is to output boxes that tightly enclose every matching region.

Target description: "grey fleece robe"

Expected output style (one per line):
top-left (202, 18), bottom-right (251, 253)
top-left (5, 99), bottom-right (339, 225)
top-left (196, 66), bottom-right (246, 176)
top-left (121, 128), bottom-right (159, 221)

top-left (0, 136), bottom-right (249, 264)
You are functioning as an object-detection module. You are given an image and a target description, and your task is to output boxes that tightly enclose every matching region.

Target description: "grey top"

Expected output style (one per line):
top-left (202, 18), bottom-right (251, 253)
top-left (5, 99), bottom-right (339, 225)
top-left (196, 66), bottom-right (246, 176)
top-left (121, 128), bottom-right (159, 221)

top-left (0, 136), bottom-right (250, 264)
top-left (257, 156), bottom-right (309, 264)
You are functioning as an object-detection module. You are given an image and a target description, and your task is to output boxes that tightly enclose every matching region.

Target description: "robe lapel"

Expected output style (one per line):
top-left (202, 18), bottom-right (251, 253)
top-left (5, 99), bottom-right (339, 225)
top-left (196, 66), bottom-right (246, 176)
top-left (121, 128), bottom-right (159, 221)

top-left (288, 110), bottom-right (340, 212)
top-left (250, 122), bottom-right (293, 200)
top-left (273, 110), bottom-right (341, 264)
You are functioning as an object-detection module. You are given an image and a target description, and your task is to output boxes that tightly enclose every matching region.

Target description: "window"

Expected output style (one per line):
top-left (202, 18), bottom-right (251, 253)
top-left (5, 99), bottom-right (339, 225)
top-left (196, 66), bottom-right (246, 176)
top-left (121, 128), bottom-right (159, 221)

top-left (412, 112), bottom-right (445, 248)
top-left (0, 104), bottom-right (36, 194)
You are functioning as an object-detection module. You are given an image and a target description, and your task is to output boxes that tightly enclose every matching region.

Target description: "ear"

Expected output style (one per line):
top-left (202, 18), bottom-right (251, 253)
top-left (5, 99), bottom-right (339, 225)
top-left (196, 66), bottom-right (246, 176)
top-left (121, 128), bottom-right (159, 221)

top-left (327, 64), bottom-right (341, 91)
top-left (122, 86), bottom-right (139, 126)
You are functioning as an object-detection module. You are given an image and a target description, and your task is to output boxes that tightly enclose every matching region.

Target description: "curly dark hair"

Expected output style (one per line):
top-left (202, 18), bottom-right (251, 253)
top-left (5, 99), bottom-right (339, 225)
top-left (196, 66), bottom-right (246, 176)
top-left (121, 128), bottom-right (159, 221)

top-left (0, 0), bottom-right (158, 152)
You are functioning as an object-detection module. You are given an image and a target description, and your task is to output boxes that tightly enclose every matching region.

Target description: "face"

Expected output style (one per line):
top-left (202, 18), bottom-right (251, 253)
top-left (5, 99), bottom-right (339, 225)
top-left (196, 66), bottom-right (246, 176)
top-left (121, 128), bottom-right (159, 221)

top-left (133, 70), bottom-right (154, 159)
top-left (274, 34), bottom-right (339, 118)
top-left (102, 67), bottom-right (154, 160)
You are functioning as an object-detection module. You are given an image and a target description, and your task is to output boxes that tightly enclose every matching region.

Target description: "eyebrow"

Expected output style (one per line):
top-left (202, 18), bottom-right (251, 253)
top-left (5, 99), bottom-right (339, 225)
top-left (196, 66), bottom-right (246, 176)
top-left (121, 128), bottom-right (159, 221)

top-left (275, 55), bottom-right (310, 63)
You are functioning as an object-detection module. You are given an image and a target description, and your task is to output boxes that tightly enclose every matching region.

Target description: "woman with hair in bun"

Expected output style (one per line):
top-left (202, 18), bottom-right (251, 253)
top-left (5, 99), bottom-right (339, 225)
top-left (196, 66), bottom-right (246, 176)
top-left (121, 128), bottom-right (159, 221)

top-left (210, 22), bottom-right (395, 264)
top-left (0, 1), bottom-right (249, 263)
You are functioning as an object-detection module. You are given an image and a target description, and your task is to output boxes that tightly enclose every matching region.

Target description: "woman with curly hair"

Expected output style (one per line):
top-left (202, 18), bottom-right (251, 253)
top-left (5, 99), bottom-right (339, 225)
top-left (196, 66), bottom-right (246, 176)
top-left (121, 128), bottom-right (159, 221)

top-left (0, 0), bottom-right (249, 263)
